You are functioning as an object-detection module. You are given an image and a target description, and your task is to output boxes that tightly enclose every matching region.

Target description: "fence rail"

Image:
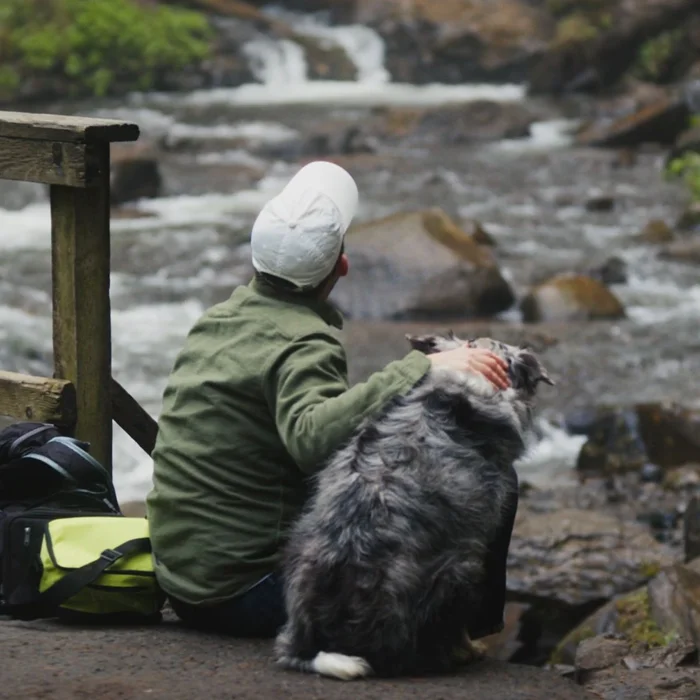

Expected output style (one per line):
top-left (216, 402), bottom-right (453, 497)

top-left (0, 109), bottom-right (158, 472)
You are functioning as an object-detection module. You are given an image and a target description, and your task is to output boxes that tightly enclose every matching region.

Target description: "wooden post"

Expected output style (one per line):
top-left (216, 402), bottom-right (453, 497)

top-left (51, 142), bottom-right (112, 470)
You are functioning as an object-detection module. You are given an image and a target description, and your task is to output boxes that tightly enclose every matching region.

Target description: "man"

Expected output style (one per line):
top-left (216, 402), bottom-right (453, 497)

top-left (146, 161), bottom-right (510, 638)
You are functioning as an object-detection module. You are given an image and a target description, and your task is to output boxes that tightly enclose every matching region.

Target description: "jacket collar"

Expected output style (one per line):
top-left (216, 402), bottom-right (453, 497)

top-left (248, 278), bottom-right (344, 330)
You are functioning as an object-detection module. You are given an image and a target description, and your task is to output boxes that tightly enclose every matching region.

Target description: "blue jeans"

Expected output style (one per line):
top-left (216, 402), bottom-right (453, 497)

top-left (169, 573), bottom-right (286, 639)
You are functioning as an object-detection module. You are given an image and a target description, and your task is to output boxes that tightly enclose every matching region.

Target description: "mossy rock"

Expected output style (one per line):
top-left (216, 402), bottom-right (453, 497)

top-left (637, 219), bottom-right (675, 244)
top-left (520, 273), bottom-right (625, 323)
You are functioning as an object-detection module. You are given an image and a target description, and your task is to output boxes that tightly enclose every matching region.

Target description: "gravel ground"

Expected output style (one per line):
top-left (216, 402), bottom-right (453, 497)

top-left (0, 609), bottom-right (595, 700)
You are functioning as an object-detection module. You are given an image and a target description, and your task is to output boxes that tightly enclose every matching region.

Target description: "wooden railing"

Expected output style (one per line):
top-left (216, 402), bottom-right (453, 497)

top-left (0, 111), bottom-right (158, 472)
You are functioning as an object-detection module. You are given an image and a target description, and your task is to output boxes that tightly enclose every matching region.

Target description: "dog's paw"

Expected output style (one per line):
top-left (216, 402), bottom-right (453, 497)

top-left (452, 638), bottom-right (488, 666)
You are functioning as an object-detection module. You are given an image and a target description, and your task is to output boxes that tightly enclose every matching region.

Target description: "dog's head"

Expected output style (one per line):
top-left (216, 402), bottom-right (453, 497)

top-left (406, 331), bottom-right (555, 398)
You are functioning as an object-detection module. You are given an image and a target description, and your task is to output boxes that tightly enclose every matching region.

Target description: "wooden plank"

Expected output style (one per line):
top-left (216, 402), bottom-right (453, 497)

top-left (0, 370), bottom-right (77, 427)
top-left (0, 110), bottom-right (139, 144)
top-left (111, 378), bottom-right (159, 456)
top-left (51, 141), bottom-right (112, 472)
top-left (0, 136), bottom-right (102, 187)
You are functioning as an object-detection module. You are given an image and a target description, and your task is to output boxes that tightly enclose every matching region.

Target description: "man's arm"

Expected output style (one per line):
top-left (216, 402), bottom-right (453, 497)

top-left (264, 331), bottom-right (430, 475)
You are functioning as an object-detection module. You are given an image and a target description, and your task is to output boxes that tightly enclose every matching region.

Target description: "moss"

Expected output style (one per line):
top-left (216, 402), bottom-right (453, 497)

top-left (548, 624), bottom-right (596, 665)
top-left (553, 13), bottom-right (600, 47)
top-left (614, 589), bottom-right (668, 648)
top-left (0, 0), bottom-right (213, 99)
top-left (666, 153), bottom-right (700, 203)
top-left (633, 28), bottom-right (686, 83)
top-left (639, 561), bottom-right (663, 579)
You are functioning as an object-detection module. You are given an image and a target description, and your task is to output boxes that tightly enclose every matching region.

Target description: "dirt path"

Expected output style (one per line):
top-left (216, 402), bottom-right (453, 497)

top-left (0, 609), bottom-right (595, 700)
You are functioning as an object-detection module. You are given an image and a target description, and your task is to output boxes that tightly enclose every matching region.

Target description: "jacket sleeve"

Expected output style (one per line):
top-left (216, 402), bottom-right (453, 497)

top-left (264, 331), bottom-right (431, 475)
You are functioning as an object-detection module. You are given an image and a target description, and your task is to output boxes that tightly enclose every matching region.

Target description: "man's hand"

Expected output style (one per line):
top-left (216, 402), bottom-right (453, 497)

top-left (428, 346), bottom-right (510, 390)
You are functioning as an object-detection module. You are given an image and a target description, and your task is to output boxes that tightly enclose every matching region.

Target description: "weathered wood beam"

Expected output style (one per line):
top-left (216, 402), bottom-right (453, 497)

top-left (111, 378), bottom-right (159, 456)
top-left (0, 136), bottom-right (104, 187)
top-left (51, 141), bottom-right (112, 472)
top-left (0, 111), bottom-right (139, 144)
top-left (0, 371), bottom-right (77, 427)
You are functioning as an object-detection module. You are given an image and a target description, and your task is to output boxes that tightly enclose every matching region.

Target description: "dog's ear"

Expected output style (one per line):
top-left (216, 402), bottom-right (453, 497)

top-left (511, 352), bottom-right (555, 393)
top-left (406, 334), bottom-right (440, 355)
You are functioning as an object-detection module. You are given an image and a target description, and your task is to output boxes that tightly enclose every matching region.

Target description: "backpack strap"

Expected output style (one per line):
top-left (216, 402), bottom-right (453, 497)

top-left (35, 538), bottom-right (152, 613)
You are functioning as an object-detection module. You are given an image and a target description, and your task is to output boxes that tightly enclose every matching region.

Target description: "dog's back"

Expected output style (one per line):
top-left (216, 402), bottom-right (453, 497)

top-left (275, 335), bottom-right (553, 680)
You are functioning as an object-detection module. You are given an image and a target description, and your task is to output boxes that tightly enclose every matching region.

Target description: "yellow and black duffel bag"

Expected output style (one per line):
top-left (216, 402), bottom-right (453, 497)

top-left (2, 513), bottom-right (165, 623)
top-left (0, 421), bottom-right (164, 623)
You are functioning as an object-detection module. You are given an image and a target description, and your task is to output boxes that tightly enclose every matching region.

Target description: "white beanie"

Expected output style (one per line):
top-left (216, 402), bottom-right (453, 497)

top-left (251, 161), bottom-right (359, 289)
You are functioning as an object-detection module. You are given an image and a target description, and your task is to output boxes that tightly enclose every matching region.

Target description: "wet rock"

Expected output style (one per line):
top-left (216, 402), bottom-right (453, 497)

top-left (589, 256), bottom-right (628, 286)
top-left (520, 273), bottom-right (626, 323)
top-left (331, 208), bottom-right (516, 320)
top-left (577, 403), bottom-right (700, 478)
top-left (638, 220), bottom-right (676, 244)
top-left (676, 202), bottom-right (700, 232)
top-left (659, 240), bottom-right (700, 265)
top-left (357, 0), bottom-right (553, 85)
top-left (641, 463), bottom-right (664, 484)
top-left (585, 192), bottom-right (616, 212)
top-left (668, 125), bottom-right (700, 162)
top-left (373, 101), bottom-right (544, 146)
top-left (284, 30), bottom-right (358, 82)
top-left (111, 144), bottom-right (163, 207)
top-left (575, 97), bottom-right (690, 148)
top-left (684, 497), bottom-right (700, 563)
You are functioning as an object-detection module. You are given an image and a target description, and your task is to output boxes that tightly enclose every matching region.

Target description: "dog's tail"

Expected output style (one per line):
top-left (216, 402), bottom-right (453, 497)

top-left (277, 651), bottom-right (373, 681)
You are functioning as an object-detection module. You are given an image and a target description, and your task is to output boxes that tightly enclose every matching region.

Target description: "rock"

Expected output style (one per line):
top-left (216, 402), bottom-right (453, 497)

top-left (659, 240), bottom-right (700, 265)
top-left (577, 403), bottom-right (700, 477)
top-left (330, 208), bottom-right (516, 320)
top-left (638, 220), bottom-right (676, 244)
top-left (481, 601), bottom-right (532, 662)
top-left (576, 97), bottom-right (690, 148)
top-left (585, 193), bottom-right (616, 212)
top-left (373, 100), bottom-right (545, 146)
top-left (356, 0), bottom-right (553, 85)
top-left (668, 125), bottom-right (700, 162)
top-left (528, 0), bottom-right (699, 95)
top-left (589, 256), bottom-right (628, 286)
top-left (508, 508), bottom-right (675, 666)
top-left (110, 144), bottom-right (163, 207)
top-left (676, 202), bottom-right (700, 232)
top-left (641, 463), bottom-right (664, 484)
top-left (684, 496), bottom-right (700, 563)
top-left (575, 636), bottom-right (632, 673)
top-left (520, 274), bottom-right (626, 323)
top-left (283, 30), bottom-right (358, 81)
top-left (648, 561), bottom-right (700, 642)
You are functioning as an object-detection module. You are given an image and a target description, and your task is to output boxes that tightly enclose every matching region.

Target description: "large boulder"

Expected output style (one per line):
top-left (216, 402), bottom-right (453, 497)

top-left (355, 0), bottom-right (554, 84)
top-left (331, 209), bottom-right (515, 320)
top-left (520, 274), bottom-right (625, 323)
top-left (577, 403), bottom-right (700, 478)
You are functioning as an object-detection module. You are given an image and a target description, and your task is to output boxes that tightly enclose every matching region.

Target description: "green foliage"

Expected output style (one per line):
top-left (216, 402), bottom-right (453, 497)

top-left (0, 0), bottom-right (213, 98)
top-left (553, 13), bottom-right (600, 46)
top-left (633, 29), bottom-right (685, 83)
top-left (666, 152), bottom-right (700, 202)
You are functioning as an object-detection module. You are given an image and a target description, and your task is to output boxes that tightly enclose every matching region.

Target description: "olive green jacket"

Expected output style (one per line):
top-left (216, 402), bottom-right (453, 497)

top-left (146, 279), bottom-right (431, 604)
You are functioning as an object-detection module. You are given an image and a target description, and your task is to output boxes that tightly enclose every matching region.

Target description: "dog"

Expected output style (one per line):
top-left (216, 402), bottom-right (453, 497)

top-left (274, 332), bottom-right (554, 680)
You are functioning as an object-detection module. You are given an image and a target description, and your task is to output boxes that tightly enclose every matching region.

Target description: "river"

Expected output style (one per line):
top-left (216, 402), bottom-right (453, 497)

top-left (1, 16), bottom-right (698, 504)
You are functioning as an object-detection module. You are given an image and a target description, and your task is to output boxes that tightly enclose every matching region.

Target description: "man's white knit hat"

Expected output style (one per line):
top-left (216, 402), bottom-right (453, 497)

top-left (251, 161), bottom-right (359, 288)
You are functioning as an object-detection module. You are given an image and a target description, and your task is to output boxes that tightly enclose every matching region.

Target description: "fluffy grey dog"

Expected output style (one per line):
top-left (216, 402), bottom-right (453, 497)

top-left (275, 333), bottom-right (554, 681)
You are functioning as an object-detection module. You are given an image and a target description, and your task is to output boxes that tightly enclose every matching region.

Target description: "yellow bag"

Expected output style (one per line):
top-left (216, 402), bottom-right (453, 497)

top-left (7, 515), bottom-right (165, 622)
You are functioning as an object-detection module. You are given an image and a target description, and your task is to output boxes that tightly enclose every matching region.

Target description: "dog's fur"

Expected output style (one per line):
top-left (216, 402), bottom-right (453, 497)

top-left (275, 333), bottom-right (554, 680)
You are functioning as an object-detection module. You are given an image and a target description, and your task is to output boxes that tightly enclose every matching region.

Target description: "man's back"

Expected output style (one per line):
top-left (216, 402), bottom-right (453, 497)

top-left (146, 279), bottom-right (346, 604)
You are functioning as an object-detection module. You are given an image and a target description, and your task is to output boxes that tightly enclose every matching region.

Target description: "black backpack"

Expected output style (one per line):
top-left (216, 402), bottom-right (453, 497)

top-left (0, 421), bottom-right (125, 617)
